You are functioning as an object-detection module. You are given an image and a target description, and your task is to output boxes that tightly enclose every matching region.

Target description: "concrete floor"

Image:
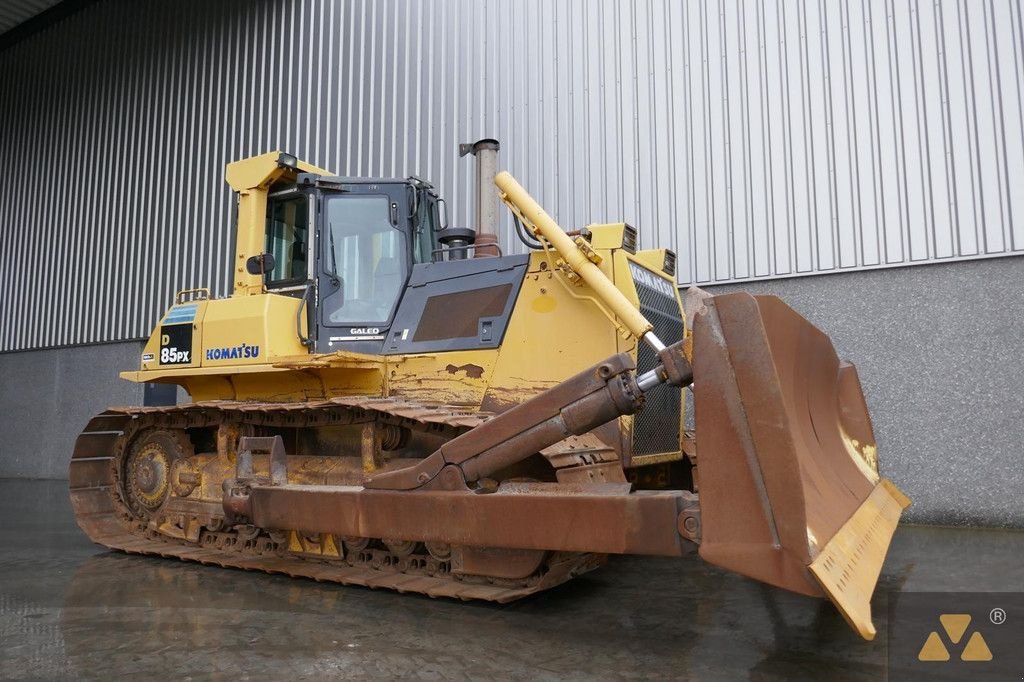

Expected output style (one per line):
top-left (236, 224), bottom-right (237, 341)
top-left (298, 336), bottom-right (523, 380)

top-left (1, 480), bottom-right (1022, 681)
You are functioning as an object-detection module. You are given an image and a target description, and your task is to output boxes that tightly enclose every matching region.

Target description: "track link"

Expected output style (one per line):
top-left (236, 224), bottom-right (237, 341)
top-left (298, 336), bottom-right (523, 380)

top-left (69, 398), bottom-right (605, 602)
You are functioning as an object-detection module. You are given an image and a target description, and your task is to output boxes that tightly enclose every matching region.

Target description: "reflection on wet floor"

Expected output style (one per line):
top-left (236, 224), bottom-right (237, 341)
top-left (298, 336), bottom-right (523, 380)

top-left (1, 479), bottom-right (1021, 680)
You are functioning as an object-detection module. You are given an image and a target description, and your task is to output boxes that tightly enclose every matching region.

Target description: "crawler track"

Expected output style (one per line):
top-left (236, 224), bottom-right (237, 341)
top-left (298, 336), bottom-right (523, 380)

top-left (69, 398), bottom-right (605, 602)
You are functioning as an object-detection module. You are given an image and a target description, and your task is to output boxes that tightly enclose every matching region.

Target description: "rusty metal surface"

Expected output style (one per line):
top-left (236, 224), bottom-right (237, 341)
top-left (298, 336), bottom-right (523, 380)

top-left (236, 436), bottom-right (288, 485)
top-left (95, 396), bottom-right (493, 431)
top-left (248, 482), bottom-right (695, 557)
top-left (692, 292), bottom-right (901, 599)
top-left (8, 479), bottom-right (1024, 679)
top-left (657, 340), bottom-right (694, 387)
top-left (66, 295), bottom-right (904, 639)
top-left (365, 353), bottom-right (644, 490)
top-left (68, 400), bottom-right (608, 604)
top-left (541, 434), bottom-right (627, 484)
top-left (451, 546), bottom-right (546, 579)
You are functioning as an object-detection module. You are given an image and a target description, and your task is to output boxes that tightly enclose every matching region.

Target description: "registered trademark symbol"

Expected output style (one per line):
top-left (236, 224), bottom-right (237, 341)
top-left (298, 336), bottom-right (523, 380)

top-left (990, 607), bottom-right (1006, 625)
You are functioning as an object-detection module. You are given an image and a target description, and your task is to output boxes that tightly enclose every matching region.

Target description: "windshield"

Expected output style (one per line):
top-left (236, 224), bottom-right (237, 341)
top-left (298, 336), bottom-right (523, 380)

top-left (323, 194), bottom-right (407, 325)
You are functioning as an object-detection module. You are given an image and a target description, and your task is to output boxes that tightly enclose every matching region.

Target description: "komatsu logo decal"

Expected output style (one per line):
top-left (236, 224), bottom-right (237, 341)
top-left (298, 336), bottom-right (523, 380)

top-left (628, 261), bottom-right (676, 297)
top-left (206, 344), bottom-right (260, 361)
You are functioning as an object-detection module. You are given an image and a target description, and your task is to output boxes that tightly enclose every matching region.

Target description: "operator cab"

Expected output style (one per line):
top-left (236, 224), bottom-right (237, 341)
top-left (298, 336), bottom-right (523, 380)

top-left (261, 173), bottom-right (441, 354)
top-left (260, 171), bottom-right (529, 357)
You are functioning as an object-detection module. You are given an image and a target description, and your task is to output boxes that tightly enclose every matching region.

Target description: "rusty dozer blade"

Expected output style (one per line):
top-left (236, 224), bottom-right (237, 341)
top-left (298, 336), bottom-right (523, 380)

top-left (691, 292), bottom-right (910, 640)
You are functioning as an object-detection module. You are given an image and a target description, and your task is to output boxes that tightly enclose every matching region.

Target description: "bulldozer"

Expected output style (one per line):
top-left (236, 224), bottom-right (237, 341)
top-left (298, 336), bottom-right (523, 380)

top-left (69, 141), bottom-right (909, 640)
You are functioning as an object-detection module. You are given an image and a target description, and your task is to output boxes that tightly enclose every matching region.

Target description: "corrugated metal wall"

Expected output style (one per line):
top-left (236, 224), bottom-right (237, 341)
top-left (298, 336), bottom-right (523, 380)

top-left (0, 0), bottom-right (62, 35)
top-left (1, 0), bottom-right (1022, 351)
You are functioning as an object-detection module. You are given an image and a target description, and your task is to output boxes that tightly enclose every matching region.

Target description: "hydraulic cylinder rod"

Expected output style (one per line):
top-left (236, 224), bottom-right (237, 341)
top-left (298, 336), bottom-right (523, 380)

top-left (494, 171), bottom-right (687, 391)
top-left (495, 171), bottom-right (657, 345)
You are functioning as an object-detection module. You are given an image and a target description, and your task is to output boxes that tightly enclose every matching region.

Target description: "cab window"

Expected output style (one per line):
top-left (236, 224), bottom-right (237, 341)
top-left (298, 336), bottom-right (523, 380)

top-left (323, 195), bottom-right (407, 325)
top-left (413, 192), bottom-right (441, 263)
top-left (266, 195), bottom-right (309, 285)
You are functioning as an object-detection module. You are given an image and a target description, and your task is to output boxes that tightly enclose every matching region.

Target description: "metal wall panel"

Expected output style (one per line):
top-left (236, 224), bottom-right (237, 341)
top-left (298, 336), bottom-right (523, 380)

top-left (0, 0), bottom-right (1022, 351)
top-left (0, 0), bottom-right (63, 35)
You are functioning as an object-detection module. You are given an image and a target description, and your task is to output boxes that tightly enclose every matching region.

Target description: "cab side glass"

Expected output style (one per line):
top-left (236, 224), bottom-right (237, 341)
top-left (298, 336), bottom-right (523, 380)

top-left (266, 195), bottom-right (310, 285)
top-left (413, 193), bottom-right (442, 264)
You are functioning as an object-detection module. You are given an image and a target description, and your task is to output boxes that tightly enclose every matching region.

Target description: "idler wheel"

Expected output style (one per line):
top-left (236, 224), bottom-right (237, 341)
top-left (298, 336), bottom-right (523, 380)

top-left (123, 429), bottom-right (191, 518)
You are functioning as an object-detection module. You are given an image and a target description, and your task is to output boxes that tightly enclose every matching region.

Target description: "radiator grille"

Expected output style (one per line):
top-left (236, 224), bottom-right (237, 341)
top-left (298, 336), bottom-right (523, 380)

top-left (628, 262), bottom-right (684, 457)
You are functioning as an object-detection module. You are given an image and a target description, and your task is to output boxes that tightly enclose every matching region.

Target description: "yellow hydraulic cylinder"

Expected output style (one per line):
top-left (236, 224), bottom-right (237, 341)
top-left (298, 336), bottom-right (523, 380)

top-left (494, 171), bottom-right (654, 341)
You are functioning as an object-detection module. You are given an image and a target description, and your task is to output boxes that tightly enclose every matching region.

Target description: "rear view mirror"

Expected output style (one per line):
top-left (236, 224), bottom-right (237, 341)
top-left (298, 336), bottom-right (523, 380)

top-left (246, 252), bottom-right (276, 276)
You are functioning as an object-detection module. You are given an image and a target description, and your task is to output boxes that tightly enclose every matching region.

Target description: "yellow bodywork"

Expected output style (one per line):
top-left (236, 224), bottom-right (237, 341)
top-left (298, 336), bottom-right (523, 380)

top-left (227, 152), bottom-right (332, 296)
top-left (122, 152), bottom-right (685, 463)
top-left (495, 172), bottom-right (653, 340)
top-left (102, 152), bottom-right (907, 642)
top-left (809, 479), bottom-right (911, 639)
top-left (125, 239), bottom-right (680, 408)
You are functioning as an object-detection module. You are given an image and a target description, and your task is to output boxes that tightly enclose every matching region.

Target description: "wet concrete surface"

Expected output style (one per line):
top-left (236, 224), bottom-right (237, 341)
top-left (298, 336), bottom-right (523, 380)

top-left (1, 479), bottom-right (1022, 681)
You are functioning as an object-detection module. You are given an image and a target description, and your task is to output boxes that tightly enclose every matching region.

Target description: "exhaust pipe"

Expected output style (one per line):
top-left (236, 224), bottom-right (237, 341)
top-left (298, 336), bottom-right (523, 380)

top-left (459, 138), bottom-right (501, 257)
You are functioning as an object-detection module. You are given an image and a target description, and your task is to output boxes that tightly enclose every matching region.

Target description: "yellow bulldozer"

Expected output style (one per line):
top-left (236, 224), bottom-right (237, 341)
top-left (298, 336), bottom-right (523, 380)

top-left (70, 141), bottom-right (909, 640)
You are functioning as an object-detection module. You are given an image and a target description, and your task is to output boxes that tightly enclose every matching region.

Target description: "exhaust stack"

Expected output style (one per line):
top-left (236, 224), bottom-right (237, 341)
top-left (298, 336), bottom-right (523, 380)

top-left (459, 138), bottom-right (501, 257)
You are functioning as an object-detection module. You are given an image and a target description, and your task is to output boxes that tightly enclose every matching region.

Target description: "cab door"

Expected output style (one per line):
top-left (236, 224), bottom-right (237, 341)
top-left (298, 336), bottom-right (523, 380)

top-left (316, 183), bottom-right (412, 354)
top-left (265, 188), bottom-right (316, 349)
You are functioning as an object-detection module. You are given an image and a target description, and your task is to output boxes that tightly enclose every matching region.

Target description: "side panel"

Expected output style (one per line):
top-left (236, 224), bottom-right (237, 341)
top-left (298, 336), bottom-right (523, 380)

top-left (140, 293), bottom-right (309, 373)
top-left (384, 255), bottom-right (530, 355)
top-left (201, 294), bottom-right (308, 365)
top-left (481, 253), bottom-right (621, 413)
